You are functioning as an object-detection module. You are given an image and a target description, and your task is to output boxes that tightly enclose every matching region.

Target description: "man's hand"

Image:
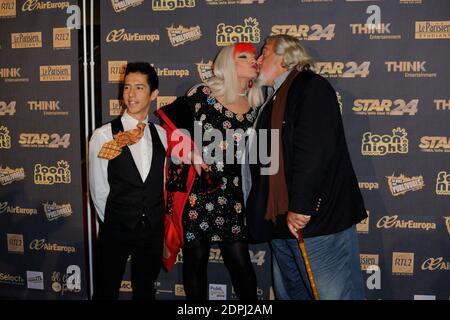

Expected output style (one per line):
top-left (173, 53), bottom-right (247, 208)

top-left (287, 211), bottom-right (311, 238)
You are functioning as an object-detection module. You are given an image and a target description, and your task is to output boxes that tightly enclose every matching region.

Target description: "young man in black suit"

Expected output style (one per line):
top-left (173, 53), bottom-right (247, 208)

top-left (89, 62), bottom-right (167, 300)
top-left (244, 35), bottom-right (367, 299)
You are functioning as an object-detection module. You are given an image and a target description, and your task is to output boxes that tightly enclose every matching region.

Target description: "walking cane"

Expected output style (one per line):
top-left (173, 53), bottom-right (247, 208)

top-left (297, 230), bottom-right (320, 300)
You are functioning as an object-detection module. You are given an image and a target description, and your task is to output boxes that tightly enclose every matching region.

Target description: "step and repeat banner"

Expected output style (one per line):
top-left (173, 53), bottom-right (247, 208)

top-left (0, 0), bottom-right (88, 299)
top-left (100, 0), bottom-right (449, 300)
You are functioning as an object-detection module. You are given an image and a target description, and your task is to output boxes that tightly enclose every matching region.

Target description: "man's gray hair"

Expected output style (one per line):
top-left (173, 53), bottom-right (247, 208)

top-left (266, 34), bottom-right (314, 70)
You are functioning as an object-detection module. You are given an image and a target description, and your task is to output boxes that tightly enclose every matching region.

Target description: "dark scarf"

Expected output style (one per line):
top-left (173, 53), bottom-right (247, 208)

top-left (265, 68), bottom-right (300, 222)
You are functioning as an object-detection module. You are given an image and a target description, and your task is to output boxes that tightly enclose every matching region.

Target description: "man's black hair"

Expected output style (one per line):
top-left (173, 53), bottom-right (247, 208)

top-left (124, 62), bottom-right (159, 91)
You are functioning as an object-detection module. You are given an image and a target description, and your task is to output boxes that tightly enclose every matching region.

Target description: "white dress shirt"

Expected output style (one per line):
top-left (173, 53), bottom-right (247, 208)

top-left (88, 110), bottom-right (167, 222)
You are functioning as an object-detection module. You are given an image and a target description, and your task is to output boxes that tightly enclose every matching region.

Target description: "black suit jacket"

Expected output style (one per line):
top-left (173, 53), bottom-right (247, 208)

top-left (247, 69), bottom-right (367, 242)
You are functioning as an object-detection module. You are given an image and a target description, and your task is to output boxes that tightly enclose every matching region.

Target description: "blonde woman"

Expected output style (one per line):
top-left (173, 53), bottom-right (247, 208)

top-left (156, 43), bottom-right (260, 300)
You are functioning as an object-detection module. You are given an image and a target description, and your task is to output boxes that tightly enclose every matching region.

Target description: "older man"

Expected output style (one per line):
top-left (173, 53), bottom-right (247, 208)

top-left (244, 35), bottom-right (367, 300)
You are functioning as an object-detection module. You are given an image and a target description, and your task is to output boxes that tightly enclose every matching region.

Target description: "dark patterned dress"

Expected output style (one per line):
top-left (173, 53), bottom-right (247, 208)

top-left (182, 85), bottom-right (257, 243)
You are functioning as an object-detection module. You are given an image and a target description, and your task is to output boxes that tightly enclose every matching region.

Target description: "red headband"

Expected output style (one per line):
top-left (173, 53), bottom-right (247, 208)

top-left (234, 42), bottom-right (256, 56)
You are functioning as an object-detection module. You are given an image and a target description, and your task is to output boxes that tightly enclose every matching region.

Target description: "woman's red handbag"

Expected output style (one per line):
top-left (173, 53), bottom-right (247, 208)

top-left (162, 212), bottom-right (182, 272)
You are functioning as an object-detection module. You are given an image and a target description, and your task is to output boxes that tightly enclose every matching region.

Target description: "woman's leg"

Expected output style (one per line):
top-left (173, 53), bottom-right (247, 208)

top-left (182, 238), bottom-right (211, 300)
top-left (219, 241), bottom-right (257, 300)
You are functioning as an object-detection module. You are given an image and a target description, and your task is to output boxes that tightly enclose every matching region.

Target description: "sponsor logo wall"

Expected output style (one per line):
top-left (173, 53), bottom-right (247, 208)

top-left (0, 0), bottom-right (87, 299)
top-left (101, 0), bottom-right (449, 300)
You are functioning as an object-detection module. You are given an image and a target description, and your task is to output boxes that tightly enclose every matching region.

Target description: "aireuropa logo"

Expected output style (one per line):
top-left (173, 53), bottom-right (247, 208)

top-left (0, 66), bottom-right (29, 82)
top-left (152, 0), bottom-right (195, 11)
top-left (26, 271), bottom-right (44, 290)
top-left (376, 215), bottom-right (436, 231)
top-left (53, 27), bottom-right (71, 49)
top-left (29, 239), bottom-right (76, 253)
top-left (352, 99), bottom-right (418, 115)
top-left (110, 0), bottom-right (143, 13)
top-left (415, 21), bottom-right (450, 39)
top-left (0, 202), bottom-right (37, 216)
top-left (108, 60), bottom-right (127, 83)
top-left (11, 31), bottom-right (42, 48)
top-left (196, 60), bottom-right (213, 82)
top-left (385, 60), bottom-right (436, 78)
top-left (360, 254), bottom-right (379, 270)
top-left (356, 210), bottom-right (369, 234)
top-left (419, 136), bottom-right (450, 153)
top-left (386, 173), bottom-right (424, 196)
top-left (28, 100), bottom-right (68, 116)
top-left (106, 28), bottom-right (160, 43)
top-left (167, 25), bottom-right (201, 47)
top-left (392, 252), bottom-right (414, 275)
top-left (0, 166), bottom-right (25, 185)
top-left (156, 96), bottom-right (176, 110)
top-left (0, 101), bottom-right (16, 116)
top-left (434, 99), bottom-right (450, 111)
top-left (209, 284), bottom-right (226, 300)
top-left (19, 133), bottom-right (70, 149)
top-left (0, 0), bottom-right (16, 18)
top-left (313, 61), bottom-right (370, 78)
top-left (421, 257), bottom-right (450, 271)
top-left (361, 127), bottom-right (408, 156)
top-left (40, 65), bottom-right (71, 81)
top-left (216, 17), bottom-right (260, 46)
top-left (51, 265), bottom-right (81, 295)
top-left (436, 171), bottom-right (450, 195)
top-left (153, 64), bottom-right (190, 78)
top-left (0, 125), bottom-right (11, 148)
top-left (43, 202), bottom-right (72, 221)
top-left (358, 181), bottom-right (379, 191)
top-left (34, 160), bottom-right (71, 185)
top-left (0, 272), bottom-right (24, 285)
top-left (21, 0), bottom-right (69, 11)
top-left (7, 233), bottom-right (24, 253)
top-left (270, 24), bottom-right (335, 40)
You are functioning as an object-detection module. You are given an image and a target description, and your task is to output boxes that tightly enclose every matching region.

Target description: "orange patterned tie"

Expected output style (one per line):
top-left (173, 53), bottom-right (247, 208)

top-left (98, 122), bottom-right (146, 160)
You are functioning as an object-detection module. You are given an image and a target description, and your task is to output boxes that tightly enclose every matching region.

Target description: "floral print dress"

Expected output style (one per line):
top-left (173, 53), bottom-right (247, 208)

top-left (182, 85), bottom-right (257, 243)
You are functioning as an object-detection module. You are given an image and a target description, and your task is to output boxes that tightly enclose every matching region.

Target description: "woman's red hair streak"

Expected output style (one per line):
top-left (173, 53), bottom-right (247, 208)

top-left (234, 42), bottom-right (256, 56)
